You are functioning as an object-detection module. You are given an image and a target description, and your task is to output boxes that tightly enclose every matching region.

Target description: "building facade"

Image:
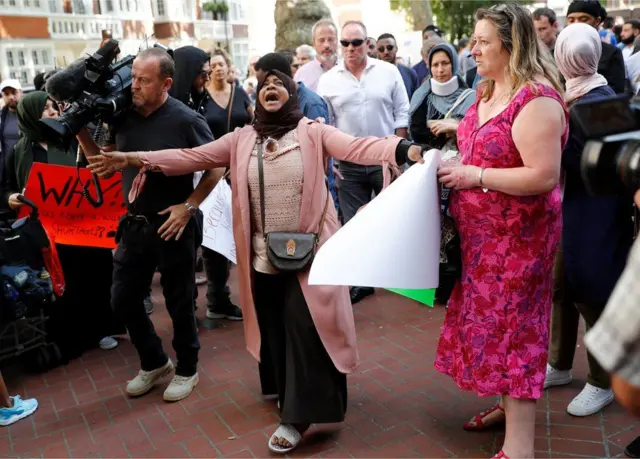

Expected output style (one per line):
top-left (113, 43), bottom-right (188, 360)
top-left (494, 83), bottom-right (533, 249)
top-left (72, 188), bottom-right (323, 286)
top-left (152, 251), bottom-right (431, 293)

top-left (0, 0), bottom-right (249, 89)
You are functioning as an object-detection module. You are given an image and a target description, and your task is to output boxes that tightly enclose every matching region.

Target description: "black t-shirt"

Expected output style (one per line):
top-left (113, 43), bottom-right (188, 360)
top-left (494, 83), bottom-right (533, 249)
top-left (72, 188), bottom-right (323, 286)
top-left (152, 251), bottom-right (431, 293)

top-left (198, 87), bottom-right (252, 140)
top-left (114, 96), bottom-right (214, 215)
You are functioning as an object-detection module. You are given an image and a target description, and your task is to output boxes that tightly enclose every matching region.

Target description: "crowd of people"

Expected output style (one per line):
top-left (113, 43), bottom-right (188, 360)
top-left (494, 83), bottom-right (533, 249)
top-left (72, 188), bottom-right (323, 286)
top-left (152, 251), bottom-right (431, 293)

top-left (1, 0), bottom-right (640, 457)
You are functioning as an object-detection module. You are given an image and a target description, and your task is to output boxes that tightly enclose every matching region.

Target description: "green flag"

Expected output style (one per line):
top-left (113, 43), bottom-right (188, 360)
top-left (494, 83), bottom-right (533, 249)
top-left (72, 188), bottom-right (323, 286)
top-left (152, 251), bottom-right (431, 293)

top-left (387, 288), bottom-right (436, 307)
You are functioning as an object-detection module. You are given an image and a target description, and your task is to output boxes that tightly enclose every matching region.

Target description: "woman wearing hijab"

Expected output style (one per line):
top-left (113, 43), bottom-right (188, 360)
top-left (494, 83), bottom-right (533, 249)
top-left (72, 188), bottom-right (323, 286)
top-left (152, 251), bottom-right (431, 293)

top-left (545, 23), bottom-right (634, 417)
top-left (87, 70), bottom-right (424, 454)
top-left (1, 91), bottom-right (126, 361)
top-left (408, 43), bottom-right (475, 305)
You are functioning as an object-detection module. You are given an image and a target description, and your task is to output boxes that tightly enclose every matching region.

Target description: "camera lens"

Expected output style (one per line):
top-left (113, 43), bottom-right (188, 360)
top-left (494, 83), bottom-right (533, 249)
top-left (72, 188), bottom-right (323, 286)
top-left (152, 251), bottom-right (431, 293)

top-left (615, 139), bottom-right (640, 191)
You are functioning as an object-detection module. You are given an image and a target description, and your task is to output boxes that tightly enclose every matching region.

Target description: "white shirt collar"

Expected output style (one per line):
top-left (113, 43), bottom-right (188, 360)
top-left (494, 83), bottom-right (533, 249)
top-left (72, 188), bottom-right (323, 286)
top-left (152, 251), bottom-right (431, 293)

top-left (338, 56), bottom-right (377, 74)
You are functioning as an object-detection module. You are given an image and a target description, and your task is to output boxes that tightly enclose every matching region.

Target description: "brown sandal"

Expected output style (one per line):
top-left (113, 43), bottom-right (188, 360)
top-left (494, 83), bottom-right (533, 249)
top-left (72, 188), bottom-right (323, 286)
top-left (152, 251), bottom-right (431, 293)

top-left (463, 403), bottom-right (505, 431)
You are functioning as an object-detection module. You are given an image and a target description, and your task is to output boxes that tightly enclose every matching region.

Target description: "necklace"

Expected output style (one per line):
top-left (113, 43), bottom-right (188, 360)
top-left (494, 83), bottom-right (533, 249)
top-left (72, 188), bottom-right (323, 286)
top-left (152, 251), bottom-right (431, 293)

top-left (488, 92), bottom-right (506, 108)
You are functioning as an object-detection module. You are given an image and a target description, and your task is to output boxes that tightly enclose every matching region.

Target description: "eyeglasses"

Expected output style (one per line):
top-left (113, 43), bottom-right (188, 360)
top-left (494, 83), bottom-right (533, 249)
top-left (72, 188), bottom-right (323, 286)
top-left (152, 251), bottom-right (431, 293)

top-left (340, 39), bottom-right (365, 48)
top-left (378, 45), bottom-right (394, 53)
top-left (368, 44), bottom-right (376, 50)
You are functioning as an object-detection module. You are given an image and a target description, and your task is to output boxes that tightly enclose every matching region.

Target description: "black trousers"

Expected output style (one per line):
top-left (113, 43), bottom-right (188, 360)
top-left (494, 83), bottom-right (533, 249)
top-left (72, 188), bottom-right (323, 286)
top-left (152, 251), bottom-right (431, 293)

top-left (112, 216), bottom-right (200, 376)
top-left (337, 162), bottom-right (383, 224)
top-left (254, 271), bottom-right (347, 424)
top-left (201, 247), bottom-right (231, 307)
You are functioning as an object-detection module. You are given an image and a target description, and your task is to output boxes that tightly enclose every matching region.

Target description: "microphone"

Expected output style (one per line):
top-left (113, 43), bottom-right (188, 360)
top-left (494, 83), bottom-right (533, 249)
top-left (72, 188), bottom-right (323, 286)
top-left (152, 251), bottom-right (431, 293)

top-left (44, 58), bottom-right (87, 103)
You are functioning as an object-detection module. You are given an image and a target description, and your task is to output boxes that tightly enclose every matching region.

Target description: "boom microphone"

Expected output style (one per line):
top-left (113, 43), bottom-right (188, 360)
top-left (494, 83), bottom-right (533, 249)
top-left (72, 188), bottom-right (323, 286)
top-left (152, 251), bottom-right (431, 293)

top-left (45, 58), bottom-right (88, 103)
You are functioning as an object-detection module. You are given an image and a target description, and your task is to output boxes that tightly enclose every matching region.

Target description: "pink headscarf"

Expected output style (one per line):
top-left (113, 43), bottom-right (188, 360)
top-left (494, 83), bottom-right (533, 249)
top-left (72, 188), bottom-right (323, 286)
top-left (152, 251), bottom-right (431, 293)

top-left (554, 23), bottom-right (608, 103)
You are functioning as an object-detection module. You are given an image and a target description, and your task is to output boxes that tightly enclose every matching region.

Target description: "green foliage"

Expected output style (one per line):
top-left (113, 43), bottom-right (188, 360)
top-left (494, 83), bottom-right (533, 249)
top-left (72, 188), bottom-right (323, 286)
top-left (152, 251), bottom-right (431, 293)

top-left (391, 0), bottom-right (534, 40)
top-left (203, 0), bottom-right (229, 15)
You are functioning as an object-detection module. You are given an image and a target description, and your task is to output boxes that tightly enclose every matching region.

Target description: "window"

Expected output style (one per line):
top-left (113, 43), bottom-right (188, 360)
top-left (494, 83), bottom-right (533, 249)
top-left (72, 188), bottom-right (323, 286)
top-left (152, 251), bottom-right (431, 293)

top-left (17, 51), bottom-right (25, 66)
top-left (156, 0), bottom-right (165, 16)
top-left (3, 45), bottom-right (55, 88)
top-left (6, 51), bottom-right (14, 67)
top-left (232, 41), bottom-right (248, 76)
top-left (105, 0), bottom-right (114, 12)
top-left (72, 0), bottom-right (86, 13)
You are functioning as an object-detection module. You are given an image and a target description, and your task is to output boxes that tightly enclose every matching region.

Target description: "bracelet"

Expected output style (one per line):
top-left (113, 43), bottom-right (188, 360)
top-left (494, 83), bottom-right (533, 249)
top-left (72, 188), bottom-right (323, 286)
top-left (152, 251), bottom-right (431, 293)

top-left (478, 168), bottom-right (488, 193)
top-left (184, 201), bottom-right (197, 216)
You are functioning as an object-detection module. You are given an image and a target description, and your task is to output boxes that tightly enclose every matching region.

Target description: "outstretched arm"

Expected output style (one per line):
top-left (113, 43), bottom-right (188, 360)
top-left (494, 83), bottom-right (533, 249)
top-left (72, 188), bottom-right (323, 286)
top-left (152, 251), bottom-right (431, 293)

top-left (319, 123), bottom-right (422, 166)
top-left (87, 132), bottom-right (236, 178)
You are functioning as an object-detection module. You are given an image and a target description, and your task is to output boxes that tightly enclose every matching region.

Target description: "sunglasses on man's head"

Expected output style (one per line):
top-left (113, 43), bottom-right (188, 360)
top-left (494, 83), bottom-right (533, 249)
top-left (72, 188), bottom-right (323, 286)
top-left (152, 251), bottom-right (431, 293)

top-left (378, 45), bottom-right (394, 52)
top-left (340, 39), bottom-right (365, 48)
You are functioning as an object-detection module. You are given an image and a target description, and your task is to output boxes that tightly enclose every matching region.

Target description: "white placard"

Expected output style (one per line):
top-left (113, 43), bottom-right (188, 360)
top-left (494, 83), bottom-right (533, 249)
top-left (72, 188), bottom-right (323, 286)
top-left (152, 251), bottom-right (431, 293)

top-left (200, 179), bottom-right (237, 264)
top-left (309, 151), bottom-right (441, 289)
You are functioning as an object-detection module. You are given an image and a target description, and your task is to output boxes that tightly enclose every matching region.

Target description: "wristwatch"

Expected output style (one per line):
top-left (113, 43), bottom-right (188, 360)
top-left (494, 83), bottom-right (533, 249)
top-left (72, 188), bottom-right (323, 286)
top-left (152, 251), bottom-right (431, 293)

top-left (184, 201), bottom-right (197, 216)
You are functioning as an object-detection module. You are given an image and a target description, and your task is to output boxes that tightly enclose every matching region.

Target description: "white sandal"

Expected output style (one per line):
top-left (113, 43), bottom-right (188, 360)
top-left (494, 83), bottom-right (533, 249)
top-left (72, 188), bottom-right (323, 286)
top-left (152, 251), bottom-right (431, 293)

top-left (268, 424), bottom-right (303, 454)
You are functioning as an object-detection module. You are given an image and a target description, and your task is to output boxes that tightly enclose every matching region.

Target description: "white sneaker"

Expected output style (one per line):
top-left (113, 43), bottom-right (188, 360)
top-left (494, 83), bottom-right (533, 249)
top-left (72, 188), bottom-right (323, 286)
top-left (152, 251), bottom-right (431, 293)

top-left (163, 373), bottom-right (199, 402)
top-left (99, 336), bottom-right (118, 350)
top-left (126, 360), bottom-right (174, 397)
top-left (567, 383), bottom-right (614, 417)
top-left (544, 364), bottom-right (572, 389)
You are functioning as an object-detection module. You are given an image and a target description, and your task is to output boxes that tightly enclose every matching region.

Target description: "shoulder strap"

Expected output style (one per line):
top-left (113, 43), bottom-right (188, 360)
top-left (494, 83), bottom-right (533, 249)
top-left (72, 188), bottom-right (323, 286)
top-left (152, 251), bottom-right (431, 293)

top-left (257, 140), bottom-right (266, 239)
top-left (227, 84), bottom-right (236, 134)
top-left (445, 88), bottom-right (474, 119)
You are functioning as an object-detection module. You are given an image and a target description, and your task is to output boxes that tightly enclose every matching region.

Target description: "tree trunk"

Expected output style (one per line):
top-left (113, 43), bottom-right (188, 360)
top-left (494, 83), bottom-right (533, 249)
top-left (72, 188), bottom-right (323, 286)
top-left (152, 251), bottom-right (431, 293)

top-left (274, 0), bottom-right (331, 51)
top-left (410, 0), bottom-right (433, 31)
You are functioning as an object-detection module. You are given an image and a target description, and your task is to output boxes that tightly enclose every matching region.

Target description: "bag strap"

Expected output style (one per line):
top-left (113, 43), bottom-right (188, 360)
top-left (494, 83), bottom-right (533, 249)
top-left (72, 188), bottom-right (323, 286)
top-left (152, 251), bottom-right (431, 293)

top-left (445, 88), bottom-right (474, 119)
top-left (257, 136), bottom-right (330, 244)
top-left (257, 140), bottom-right (267, 240)
top-left (227, 84), bottom-right (236, 134)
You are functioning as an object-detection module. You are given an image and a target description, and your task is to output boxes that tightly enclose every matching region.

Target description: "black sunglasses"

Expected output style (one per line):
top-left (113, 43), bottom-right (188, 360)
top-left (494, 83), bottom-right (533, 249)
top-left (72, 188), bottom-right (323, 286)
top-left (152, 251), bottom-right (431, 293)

top-left (199, 69), bottom-right (212, 78)
top-left (378, 45), bottom-right (394, 52)
top-left (340, 39), bottom-right (365, 48)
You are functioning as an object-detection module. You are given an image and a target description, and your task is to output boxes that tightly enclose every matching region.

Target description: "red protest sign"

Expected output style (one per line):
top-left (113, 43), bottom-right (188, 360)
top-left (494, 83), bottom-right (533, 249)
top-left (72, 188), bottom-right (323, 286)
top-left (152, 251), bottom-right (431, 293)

top-left (19, 163), bottom-right (125, 249)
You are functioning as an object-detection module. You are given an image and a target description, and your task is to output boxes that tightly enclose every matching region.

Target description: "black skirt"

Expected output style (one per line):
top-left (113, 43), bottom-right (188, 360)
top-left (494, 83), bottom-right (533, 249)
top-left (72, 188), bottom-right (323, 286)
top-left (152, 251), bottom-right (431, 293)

top-left (254, 271), bottom-right (347, 424)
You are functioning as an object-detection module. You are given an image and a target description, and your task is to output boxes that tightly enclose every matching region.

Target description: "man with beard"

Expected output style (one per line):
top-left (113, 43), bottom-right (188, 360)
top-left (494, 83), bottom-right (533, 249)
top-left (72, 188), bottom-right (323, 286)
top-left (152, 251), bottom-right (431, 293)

top-left (0, 80), bottom-right (22, 175)
top-left (294, 19), bottom-right (338, 92)
top-left (376, 33), bottom-right (419, 99)
top-left (620, 20), bottom-right (640, 60)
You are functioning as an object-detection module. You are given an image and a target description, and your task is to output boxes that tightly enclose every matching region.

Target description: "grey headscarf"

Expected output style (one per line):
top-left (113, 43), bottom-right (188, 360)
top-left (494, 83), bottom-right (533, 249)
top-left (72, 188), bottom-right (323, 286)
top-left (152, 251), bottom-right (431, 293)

top-left (409, 43), bottom-right (475, 121)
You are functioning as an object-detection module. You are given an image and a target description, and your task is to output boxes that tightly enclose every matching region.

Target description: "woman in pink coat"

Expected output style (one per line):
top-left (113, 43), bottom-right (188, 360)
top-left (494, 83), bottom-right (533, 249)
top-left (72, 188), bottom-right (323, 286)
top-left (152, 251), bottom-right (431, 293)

top-left (88, 70), bottom-right (424, 453)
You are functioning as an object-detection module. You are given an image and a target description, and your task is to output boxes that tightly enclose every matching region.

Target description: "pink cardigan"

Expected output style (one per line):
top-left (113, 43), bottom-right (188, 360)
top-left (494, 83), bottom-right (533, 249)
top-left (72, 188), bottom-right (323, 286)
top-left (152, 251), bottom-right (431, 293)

top-left (139, 118), bottom-right (402, 373)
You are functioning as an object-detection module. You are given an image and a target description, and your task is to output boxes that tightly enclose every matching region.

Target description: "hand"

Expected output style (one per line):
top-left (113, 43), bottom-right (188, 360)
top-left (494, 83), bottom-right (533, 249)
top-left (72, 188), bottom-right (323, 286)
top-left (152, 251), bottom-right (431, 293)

top-left (87, 151), bottom-right (128, 178)
top-left (438, 163), bottom-right (481, 190)
top-left (635, 190), bottom-right (640, 208)
top-left (428, 119), bottom-right (459, 137)
top-left (407, 145), bottom-right (425, 164)
top-left (8, 193), bottom-right (23, 210)
top-left (158, 204), bottom-right (192, 241)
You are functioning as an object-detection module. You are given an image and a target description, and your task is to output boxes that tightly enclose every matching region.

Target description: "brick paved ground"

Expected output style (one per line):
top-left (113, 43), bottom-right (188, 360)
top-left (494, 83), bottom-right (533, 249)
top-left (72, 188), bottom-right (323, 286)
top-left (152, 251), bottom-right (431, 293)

top-left (2, 270), bottom-right (639, 458)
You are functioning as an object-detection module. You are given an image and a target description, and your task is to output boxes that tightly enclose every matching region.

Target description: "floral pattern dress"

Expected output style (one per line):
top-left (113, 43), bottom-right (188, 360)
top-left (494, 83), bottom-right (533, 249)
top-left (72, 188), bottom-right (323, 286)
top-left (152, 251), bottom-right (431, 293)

top-left (434, 83), bottom-right (568, 400)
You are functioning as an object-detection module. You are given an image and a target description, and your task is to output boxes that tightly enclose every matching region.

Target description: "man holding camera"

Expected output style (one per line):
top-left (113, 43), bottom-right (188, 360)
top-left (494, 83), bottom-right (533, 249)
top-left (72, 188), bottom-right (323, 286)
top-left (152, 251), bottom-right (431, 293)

top-left (77, 47), bottom-right (217, 402)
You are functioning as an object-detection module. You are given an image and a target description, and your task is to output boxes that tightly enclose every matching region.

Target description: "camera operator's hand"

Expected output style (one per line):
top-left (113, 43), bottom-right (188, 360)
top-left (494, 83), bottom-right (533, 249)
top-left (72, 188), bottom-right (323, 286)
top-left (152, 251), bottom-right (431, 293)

top-left (87, 151), bottom-right (128, 178)
top-left (157, 204), bottom-right (191, 241)
top-left (8, 193), bottom-right (23, 210)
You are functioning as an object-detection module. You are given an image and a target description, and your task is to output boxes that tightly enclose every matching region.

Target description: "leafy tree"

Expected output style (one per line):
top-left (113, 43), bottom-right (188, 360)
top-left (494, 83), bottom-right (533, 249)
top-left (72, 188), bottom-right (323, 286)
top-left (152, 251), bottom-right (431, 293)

top-left (275, 0), bottom-right (331, 51)
top-left (391, 0), bottom-right (533, 41)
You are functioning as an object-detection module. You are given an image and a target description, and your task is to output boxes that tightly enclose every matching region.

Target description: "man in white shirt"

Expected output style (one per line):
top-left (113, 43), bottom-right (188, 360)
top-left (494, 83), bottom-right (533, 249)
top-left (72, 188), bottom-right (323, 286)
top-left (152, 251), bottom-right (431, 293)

top-left (294, 19), bottom-right (339, 92)
top-left (317, 20), bottom-right (410, 304)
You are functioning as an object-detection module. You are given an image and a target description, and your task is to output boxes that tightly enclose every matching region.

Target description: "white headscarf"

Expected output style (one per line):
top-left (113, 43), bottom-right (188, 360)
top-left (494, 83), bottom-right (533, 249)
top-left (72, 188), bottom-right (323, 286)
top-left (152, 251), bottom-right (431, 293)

top-left (554, 23), bottom-right (608, 103)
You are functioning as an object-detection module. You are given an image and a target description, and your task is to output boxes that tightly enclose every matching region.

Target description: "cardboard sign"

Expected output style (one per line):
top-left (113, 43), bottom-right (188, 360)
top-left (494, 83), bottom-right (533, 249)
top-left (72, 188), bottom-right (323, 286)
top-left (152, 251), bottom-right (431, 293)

top-left (19, 163), bottom-right (125, 249)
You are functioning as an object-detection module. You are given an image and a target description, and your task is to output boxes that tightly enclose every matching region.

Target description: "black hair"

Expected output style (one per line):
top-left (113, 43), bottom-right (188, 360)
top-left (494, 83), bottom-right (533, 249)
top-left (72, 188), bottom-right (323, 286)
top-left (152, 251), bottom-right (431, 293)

top-left (533, 7), bottom-right (556, 25)
top-left (254, 53), bottom-right (293, 78)
top-left (625, 19), bottom-right (640, 30)
top-left (377, 33), bottom-right (396, 42)
top-left (33, 72), bottom-right (46, 91)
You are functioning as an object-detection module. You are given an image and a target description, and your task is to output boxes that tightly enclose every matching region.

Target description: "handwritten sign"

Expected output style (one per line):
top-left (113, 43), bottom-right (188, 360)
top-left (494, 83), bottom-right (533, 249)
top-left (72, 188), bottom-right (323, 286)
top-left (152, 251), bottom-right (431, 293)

top-left (20, 163), bottom-right (125, 249)
top-left (200, 179), bottom-right (236, 264)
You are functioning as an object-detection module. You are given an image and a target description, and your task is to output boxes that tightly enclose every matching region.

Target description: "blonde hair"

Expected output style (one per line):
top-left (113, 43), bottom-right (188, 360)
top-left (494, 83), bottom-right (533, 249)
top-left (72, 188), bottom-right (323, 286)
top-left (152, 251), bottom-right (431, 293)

top-left (475, 4), bottom-right (563, 101)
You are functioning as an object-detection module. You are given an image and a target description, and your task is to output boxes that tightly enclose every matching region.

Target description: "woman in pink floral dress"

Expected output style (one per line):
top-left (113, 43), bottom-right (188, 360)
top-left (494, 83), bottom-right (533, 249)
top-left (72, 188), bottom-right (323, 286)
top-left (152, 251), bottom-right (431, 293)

top-left (435, 4), bottom-right (568, 459)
